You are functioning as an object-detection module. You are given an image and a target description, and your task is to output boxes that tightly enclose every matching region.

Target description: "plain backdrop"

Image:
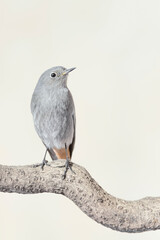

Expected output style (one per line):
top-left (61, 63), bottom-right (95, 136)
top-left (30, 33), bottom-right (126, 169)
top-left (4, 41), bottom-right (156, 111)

top-left (1, 0), bottom-right (160, 239)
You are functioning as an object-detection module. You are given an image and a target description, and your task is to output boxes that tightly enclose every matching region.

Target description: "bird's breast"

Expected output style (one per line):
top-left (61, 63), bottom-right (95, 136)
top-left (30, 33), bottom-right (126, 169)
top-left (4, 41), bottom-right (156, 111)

top-left (31, 87), bottom-right (75, 149)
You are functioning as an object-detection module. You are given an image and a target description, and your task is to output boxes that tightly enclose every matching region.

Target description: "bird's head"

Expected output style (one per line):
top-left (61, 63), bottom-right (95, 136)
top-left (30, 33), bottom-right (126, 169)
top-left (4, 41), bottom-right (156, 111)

top-left (38, 66), bottom-right (76, 88)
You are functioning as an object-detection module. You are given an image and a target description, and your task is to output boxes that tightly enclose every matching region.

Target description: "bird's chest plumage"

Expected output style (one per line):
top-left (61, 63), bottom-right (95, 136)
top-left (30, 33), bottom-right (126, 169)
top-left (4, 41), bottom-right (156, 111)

top-left (31, 87), bottom-right (75, 149)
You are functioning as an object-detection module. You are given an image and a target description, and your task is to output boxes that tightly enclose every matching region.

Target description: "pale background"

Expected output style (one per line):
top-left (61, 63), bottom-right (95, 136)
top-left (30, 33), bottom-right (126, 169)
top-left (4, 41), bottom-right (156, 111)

top-left (0, 0), bottom-right (160, 239)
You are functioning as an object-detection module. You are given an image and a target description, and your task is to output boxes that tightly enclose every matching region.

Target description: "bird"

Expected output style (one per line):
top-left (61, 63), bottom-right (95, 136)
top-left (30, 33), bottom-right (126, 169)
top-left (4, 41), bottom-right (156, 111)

top-left (31, 66), bottom-right (76, 179)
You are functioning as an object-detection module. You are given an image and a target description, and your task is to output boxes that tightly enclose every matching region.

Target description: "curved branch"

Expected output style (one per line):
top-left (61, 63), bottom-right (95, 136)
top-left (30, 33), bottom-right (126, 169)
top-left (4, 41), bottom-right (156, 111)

top-left (0, 159), bottom-right (160, 233)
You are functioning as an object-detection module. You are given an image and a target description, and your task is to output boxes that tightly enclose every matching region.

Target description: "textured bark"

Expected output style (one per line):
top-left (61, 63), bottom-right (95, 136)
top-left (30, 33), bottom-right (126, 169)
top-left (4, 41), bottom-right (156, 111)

top-left (0, 159), bottom-right (160, 233)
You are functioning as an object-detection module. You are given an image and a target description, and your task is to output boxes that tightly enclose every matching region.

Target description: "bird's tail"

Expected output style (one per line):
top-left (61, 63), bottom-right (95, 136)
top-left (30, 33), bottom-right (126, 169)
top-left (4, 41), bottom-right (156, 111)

top-left (48, 149), bottom-right (58, 160)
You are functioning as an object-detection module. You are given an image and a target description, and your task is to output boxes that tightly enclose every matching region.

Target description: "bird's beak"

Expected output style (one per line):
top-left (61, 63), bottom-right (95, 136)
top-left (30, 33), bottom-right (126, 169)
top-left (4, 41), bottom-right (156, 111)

top-left (62, 67), bottom-right (76, 76)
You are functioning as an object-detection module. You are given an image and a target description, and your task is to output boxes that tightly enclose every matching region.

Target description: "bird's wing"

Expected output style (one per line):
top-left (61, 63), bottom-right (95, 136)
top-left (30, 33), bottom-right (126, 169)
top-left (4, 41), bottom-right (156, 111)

top-left (69, 114), bottom-right (76, 159)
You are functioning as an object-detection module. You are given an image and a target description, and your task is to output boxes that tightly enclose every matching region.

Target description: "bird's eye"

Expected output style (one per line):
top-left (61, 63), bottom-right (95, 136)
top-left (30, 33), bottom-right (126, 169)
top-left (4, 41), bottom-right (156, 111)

top-left (50, 72), bottom-right (56, 78)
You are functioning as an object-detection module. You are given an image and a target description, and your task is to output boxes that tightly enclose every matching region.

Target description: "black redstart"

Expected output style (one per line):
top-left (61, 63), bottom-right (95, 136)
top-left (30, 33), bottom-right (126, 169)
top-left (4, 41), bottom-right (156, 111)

top-left (31, 66), bottom-right (76, 179)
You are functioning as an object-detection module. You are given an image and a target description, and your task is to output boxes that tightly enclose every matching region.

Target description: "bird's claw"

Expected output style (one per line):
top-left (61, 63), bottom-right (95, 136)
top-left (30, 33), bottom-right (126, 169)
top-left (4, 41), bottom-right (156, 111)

top-left (41, 159), bottom-right (50, 170)
top-left (62, 159), bottom-right (75, 180)
top-left (33, 159), bottom-right (50, 170)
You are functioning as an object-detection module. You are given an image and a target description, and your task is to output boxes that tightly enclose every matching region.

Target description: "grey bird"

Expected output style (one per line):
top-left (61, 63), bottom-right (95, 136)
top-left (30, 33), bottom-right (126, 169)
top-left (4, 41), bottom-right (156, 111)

top-left (31, 66), bottom-right (76, 179)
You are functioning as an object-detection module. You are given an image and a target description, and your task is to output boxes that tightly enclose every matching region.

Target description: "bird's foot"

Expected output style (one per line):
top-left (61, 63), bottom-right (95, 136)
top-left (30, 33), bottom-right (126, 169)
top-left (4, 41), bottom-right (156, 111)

top-left (33, 159), bottom-right (50, 170)
top-left (61, 158), bottom-right (75, 180)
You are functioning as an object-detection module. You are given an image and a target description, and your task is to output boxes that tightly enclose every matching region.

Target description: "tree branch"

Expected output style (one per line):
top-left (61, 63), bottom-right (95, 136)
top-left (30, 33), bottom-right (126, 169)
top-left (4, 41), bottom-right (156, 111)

top-left (0, 159), bottom-right (160, 233)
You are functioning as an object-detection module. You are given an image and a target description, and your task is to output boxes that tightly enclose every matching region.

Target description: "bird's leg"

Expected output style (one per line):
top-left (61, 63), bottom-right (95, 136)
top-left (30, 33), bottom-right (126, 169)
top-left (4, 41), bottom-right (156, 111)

top-left (33, 148), bottom-right (50, 169)
top-left (41, 148), bottom-right (49, 170)
top-left (62, 144), bottom-right (75, 179)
